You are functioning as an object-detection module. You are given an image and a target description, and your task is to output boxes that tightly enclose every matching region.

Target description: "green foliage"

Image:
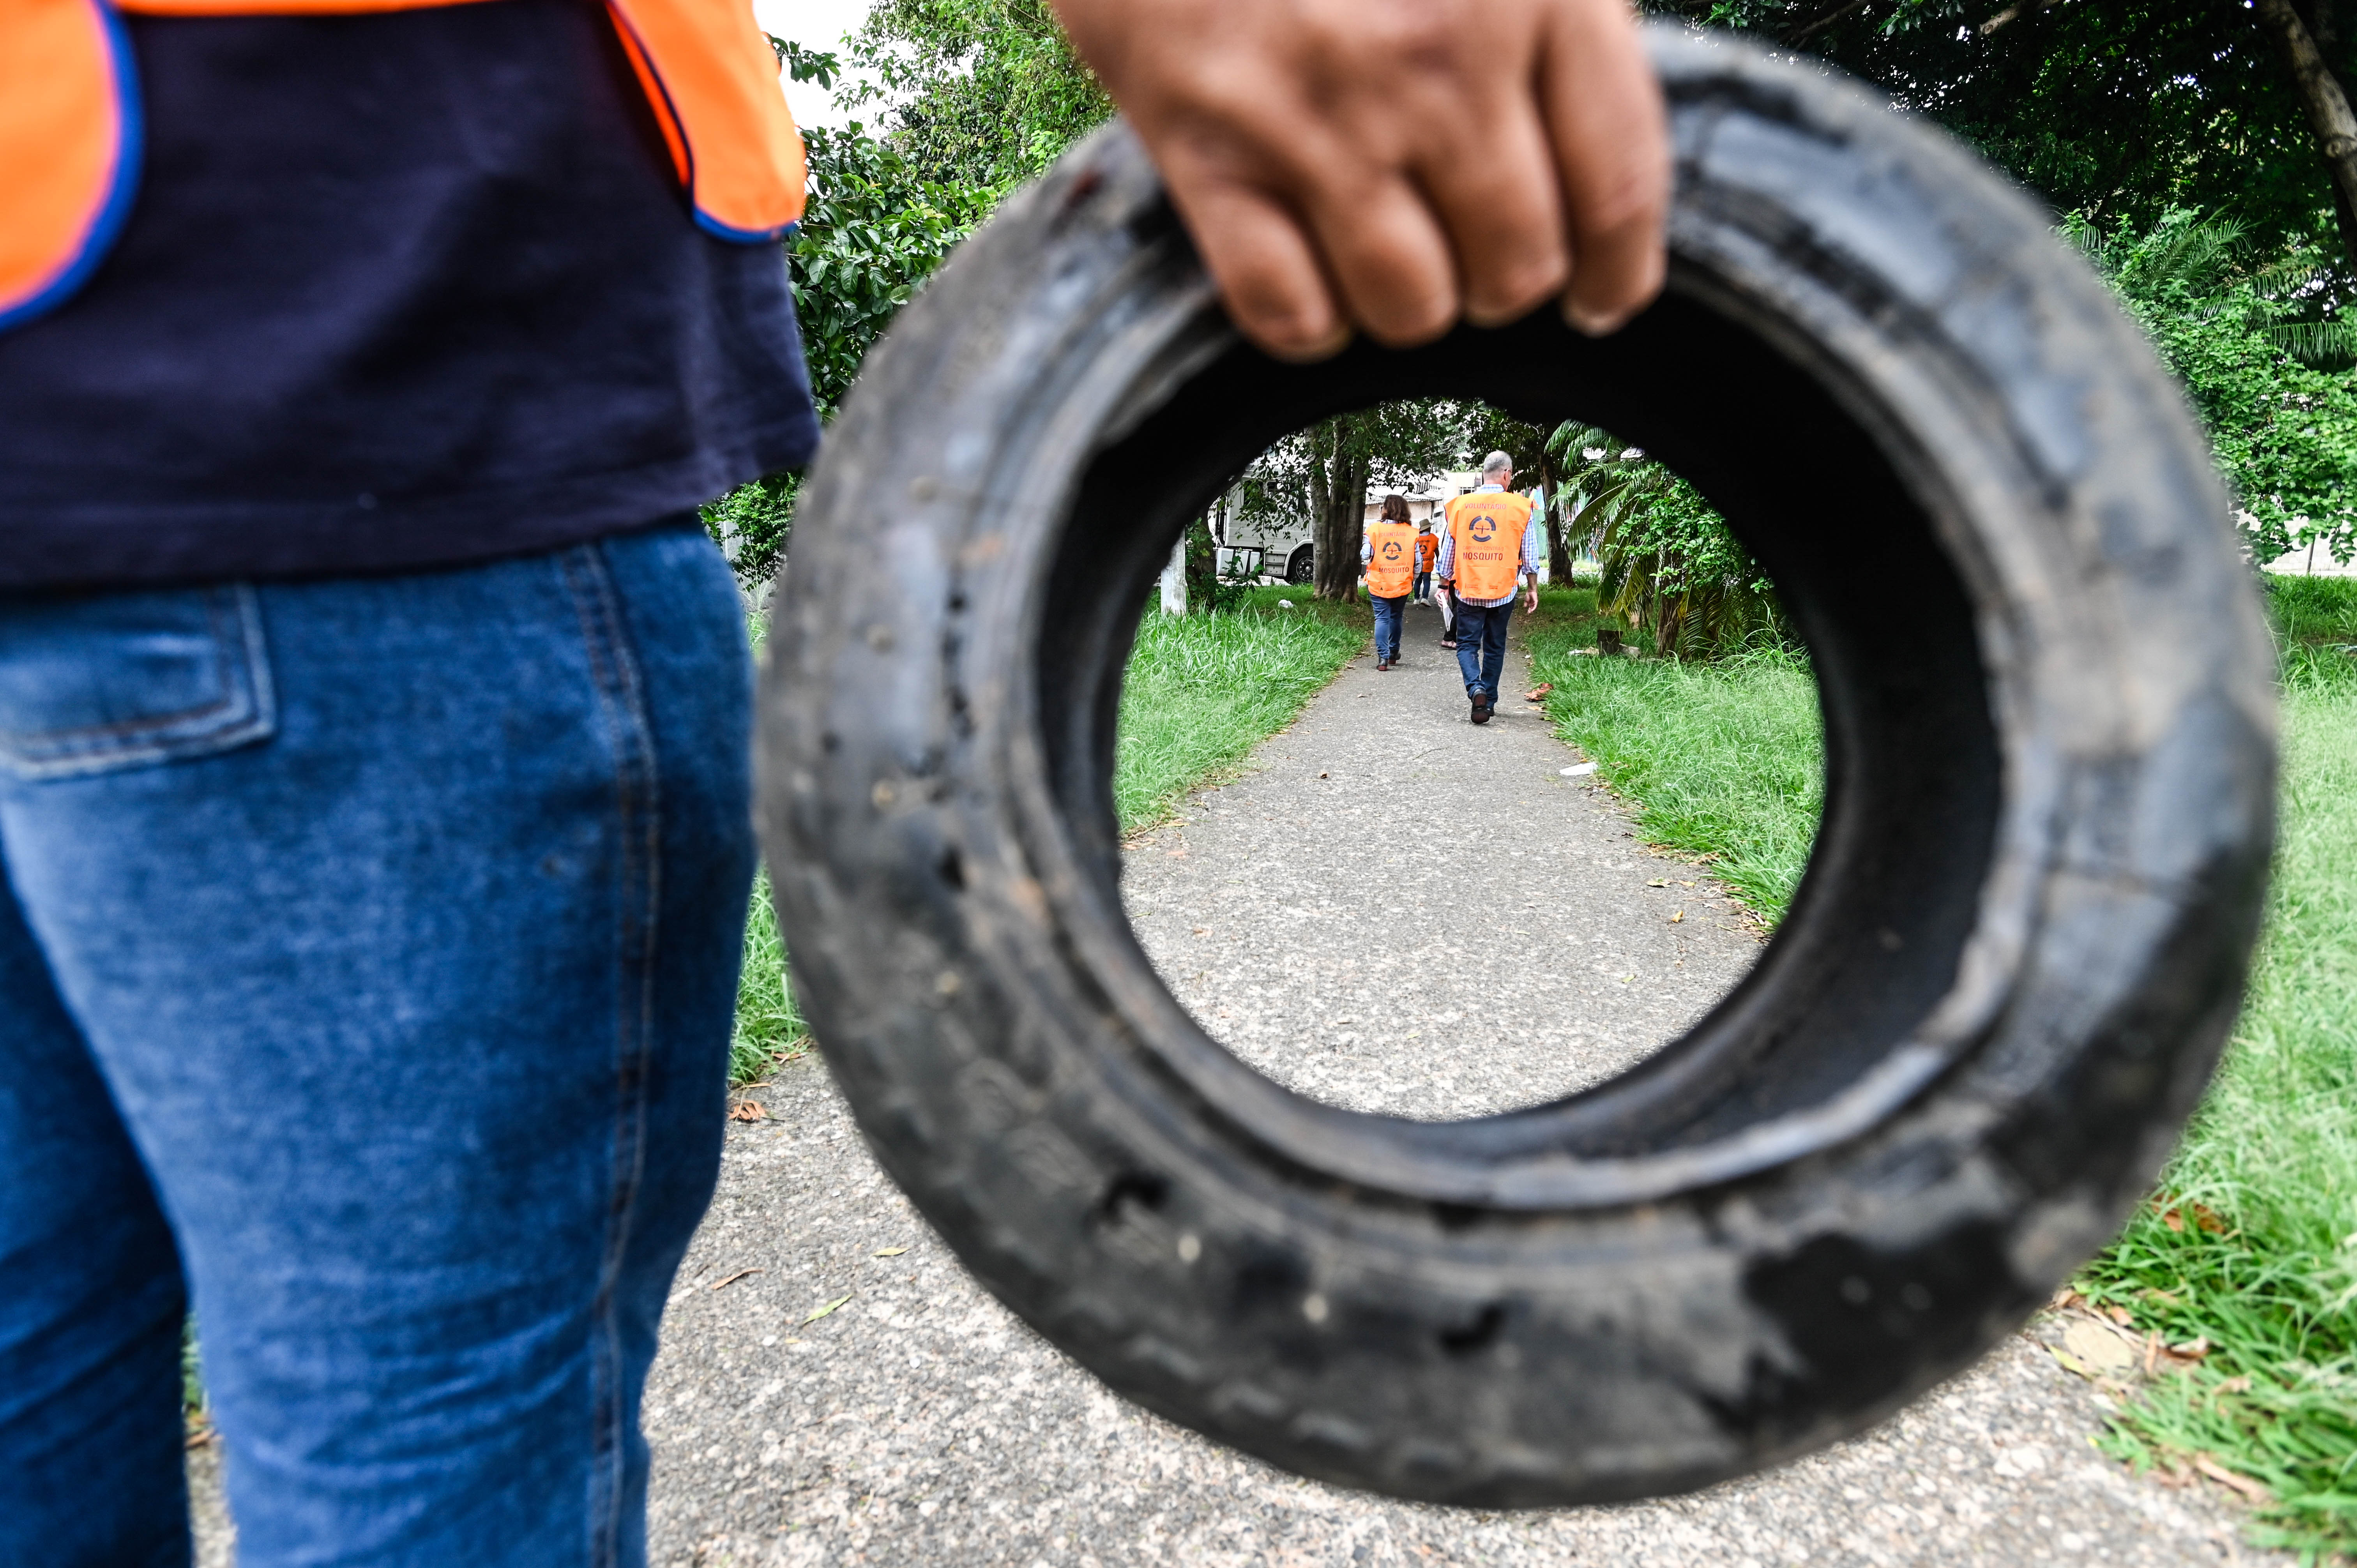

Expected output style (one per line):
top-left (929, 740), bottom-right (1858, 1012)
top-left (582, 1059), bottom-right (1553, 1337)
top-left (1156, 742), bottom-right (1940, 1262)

top-left (703, 35), bottom-right (998, 587)
top-left (2075, 211), bottom-right (2357, 566)
top-left (788, 119), bottom-right (995, 419)
top-left (1645, 1), bottom-right (2355, 268)
top-left (1548, 424), bottom-right (1783, 657)
top-left (700, 471), bottom-right (797, 588)
top-left (1182, 514), bottom-right (1256, 616)
top-left (1114, 588), bottom-right (1365, 832)
top-left (848, 0), bottom-right (1113, 191)
top-left (1525, 587), bottom-right (1822, 921)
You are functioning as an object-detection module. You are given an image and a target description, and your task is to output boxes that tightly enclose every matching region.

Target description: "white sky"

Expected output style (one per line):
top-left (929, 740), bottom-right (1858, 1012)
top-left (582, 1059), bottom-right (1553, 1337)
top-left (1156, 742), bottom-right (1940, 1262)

top-left (755, 0), bottom-right (887, 129)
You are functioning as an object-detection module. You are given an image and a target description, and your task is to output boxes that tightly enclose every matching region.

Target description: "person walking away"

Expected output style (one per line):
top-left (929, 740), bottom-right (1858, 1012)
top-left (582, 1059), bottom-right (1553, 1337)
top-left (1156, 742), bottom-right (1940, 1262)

top-left (1436, 452), bottom-right (1542, 724)
top-left (1413, 518), bottom-right (1438, 604)
top-left (1362, 495), bottom-right (1417, 669)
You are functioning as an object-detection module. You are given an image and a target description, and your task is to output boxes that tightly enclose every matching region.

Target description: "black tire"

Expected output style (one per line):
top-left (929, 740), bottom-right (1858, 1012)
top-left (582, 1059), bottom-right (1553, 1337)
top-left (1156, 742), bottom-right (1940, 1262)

top-left (1286, 545), bottom-right (1315, 586)
top-left (761, 28), bottom-right (2276, 1507)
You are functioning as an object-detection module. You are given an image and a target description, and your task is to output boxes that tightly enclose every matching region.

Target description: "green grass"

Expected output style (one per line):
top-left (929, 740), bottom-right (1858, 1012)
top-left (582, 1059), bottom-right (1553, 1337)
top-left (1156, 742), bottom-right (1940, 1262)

top-left (2073, 578), bottom-right (2357, 1559)
top-left (1523, 585), bottom-right (1822, 922)
top-left (1522, 575), bottom-right (2357, 1557)
top-left (731, 869), bottom-right (809, 1086)
top-left (728, 586), bottom-right (1364, 1084)
top-left (1112, 585), bottom-right (1366, 834)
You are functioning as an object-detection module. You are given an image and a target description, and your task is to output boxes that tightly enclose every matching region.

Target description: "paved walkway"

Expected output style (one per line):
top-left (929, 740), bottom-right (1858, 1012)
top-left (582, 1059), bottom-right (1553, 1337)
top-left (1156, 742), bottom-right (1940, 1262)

top-left (192, 604), bottom-right (2281, 1566)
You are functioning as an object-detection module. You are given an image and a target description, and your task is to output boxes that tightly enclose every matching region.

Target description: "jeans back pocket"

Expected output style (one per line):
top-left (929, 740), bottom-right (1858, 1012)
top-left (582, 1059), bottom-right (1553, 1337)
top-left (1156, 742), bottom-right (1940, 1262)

top-left (0, 584), bottom-right (276, 780)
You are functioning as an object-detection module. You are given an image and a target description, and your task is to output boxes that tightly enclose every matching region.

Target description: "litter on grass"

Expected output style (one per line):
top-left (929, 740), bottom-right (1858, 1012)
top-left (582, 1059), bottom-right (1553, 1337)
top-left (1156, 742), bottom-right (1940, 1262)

top-left (1560, 763), bottom-right (1598, 777)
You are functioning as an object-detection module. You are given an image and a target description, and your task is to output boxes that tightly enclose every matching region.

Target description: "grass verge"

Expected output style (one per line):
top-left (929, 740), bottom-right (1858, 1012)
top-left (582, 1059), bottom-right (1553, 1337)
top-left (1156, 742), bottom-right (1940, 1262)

top-left (1114, 584), bottom-right (1366, 834)
top-left (1523, 585), bottom-right (1821, 922)
top-left (729, 584), bottom-right (1365, 1084)
top-left (2073, 577), bottom-right (2357, 1559)
top-left (1524, 575), bottom-right (2357, 1557)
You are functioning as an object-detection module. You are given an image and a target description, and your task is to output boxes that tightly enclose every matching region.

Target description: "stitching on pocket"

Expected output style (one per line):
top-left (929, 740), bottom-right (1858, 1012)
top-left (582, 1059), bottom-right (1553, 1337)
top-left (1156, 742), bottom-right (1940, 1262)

top-left (0, 585), bottom-right (279, 780)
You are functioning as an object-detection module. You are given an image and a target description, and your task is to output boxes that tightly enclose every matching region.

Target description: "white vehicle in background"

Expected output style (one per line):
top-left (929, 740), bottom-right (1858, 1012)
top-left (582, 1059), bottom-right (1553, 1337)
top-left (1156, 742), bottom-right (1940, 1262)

top-left (1207, 484), bottom-right (1317, 584)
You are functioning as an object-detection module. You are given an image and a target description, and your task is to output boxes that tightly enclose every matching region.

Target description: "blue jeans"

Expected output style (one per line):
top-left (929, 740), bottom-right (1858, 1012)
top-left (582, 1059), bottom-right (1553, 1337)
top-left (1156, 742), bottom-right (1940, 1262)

top-left (1454, 599), bottom-right (1517, 700)
top-left (1412, 570), bottom-right (1431, 602)
top-left (0, 523), bottom-right (754, 1568)
top-left (1370, 593), bottom-right (1407, 663)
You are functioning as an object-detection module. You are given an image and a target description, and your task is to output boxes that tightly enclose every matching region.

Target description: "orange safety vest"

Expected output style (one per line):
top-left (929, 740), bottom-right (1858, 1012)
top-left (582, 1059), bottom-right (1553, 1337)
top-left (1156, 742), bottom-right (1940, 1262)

top-left (1445, 491), bottom-right (1535, 601)
top-left (1, 0), bottom-right (806, 331)
top-left (1415, 531), bottom-right (1437, 571)
top-left (1363, 519), bottom-right (1417, 598)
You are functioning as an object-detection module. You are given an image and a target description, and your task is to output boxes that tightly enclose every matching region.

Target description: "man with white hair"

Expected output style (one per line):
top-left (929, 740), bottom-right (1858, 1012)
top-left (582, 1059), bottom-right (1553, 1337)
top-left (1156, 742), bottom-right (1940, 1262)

top-left (1436, 452), bottom-right (1544, 723)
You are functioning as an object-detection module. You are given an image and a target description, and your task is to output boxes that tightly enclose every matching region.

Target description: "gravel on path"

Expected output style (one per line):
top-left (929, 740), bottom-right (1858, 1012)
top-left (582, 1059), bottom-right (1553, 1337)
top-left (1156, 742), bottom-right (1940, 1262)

top-left (191, 603), bottom-right (2281, 1567)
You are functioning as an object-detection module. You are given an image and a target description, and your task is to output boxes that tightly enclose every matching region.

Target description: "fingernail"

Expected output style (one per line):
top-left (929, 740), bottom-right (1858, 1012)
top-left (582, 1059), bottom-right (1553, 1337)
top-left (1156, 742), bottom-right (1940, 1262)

top-left (1258, 321), bottom-right (1354, 363)
top-left (1564, 300), bottom-right (1636, 337)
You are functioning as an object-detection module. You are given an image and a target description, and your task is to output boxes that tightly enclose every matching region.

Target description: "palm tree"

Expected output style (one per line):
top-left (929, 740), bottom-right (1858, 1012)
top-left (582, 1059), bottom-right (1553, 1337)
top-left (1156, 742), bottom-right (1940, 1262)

top-left (1544, 422), bottom-right (1780, 657)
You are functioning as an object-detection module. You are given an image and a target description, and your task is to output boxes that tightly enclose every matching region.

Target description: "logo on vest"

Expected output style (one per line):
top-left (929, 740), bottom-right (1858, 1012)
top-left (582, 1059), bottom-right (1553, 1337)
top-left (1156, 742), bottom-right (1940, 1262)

top-left (1470, 516), bottom-right (1497, 544)
top-left (1380, 540), bottom-right (1403, 560)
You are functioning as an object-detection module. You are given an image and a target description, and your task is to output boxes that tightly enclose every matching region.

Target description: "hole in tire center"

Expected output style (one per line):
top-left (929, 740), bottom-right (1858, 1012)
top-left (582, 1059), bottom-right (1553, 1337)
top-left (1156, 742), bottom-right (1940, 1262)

top-left (1113, 401), bottom-right (1823, 1123)
top-left (1050, 300), bottom-right (2002, 1159)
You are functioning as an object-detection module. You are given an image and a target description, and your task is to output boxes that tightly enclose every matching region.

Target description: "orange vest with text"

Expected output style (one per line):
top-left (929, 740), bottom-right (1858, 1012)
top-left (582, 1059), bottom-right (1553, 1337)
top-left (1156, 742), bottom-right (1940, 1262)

top-left (1445, 491), bottom-right (1534, 601)
top-left (1364, 519), bottom-right (1416, 598)
top-left (1415, 531), bottom-right (1437, 571)
top-left (1, 0), bottom-right (807, 330)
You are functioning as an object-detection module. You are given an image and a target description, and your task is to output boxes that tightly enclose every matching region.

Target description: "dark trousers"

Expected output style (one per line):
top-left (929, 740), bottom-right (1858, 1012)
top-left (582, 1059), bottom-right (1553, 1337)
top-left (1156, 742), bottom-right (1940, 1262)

top-left (1371, 594), bottom-right (1407, 662)
top-left (1453, 599), bottom-right (1516, 699)
top-left (1412, 570), bottom-right (1432, 602)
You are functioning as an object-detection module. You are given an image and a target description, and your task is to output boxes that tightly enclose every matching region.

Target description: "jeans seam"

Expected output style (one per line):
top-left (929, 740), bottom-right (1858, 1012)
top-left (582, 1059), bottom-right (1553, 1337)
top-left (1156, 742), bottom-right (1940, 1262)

top-left (557, 543), bottom-right (663, 1568)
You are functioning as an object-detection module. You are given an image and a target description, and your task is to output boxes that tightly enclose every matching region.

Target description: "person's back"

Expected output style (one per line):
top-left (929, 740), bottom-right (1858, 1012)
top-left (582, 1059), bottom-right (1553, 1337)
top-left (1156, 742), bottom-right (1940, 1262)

top-left (1362, 495), bottom-right (1418, 669)
top-left (1438, 457), bottom-right (1539, 723)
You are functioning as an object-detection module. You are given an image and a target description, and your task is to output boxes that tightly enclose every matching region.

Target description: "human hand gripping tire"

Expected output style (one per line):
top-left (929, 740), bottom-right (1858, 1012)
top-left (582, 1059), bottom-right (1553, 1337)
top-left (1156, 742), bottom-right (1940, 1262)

top-left (1050, 0), bottom-right (1671, 358)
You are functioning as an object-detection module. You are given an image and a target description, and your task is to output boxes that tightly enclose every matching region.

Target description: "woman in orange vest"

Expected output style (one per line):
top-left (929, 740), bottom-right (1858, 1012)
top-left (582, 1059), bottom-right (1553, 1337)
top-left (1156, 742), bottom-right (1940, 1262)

top-left (0, 0), bottom-right (1665, 1557)
top-left (1360, 493), bottom-right (1419, 670)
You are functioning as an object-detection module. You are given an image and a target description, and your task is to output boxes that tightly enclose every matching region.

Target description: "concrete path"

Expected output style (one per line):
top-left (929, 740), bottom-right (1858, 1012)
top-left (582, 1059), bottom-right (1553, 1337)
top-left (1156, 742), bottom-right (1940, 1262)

top-left (191, 603), bottom-right (2281, 1566)
top-left (1118, 599), bottom-right (1759, 1121)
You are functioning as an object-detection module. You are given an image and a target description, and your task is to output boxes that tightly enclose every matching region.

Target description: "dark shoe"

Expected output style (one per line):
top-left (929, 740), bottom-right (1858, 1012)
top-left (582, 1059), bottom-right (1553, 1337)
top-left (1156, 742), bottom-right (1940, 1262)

top-left (1376, 659), bottom-right (1390, 672)
top-left (1439, 639), bottom-right (1457, 650)
top-left (1470, 696), bottom-right (1493, 725)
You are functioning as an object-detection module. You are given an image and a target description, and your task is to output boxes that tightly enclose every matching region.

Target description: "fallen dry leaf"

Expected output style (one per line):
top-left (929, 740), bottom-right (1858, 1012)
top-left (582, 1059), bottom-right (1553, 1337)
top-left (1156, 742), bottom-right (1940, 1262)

top-left (873, 1246), bottom-right (909, 1257)
top-left (2192, 1454), bottom-right (2272, 1504)
top-left (1165, 847), bottom-right (1188, 859)
top-left (728, 1101), bottom-right (767, 1123)
top-left (1647, 878), bottom-right (1668, 887)
top-left (2155, 1197), bottom-right (2230, 1235)
top-left (1524, 683), bottom-right (1553, 701)
top-left (2104, 1303), bottom-right (2135, 1326)
top-left (709, 1268), bottom-right (763, 1292)
top-left (2050, 1286), bottom-right (2085, 1311)
top-left (802, 1293), bottom-right (853, 1325)
top-left (1669, 910), bottom-right (1686, 924)
top-left (2062, 1318), bottom-right (2140, 1375)
top-left (2217, 1375), bottom-right (2253, 1394)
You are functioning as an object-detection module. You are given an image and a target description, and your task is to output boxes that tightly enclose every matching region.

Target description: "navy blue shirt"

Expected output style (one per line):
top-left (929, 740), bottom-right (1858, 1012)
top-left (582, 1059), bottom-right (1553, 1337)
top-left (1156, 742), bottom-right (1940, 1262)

top-left (0, 0), bottom-right (819, 588)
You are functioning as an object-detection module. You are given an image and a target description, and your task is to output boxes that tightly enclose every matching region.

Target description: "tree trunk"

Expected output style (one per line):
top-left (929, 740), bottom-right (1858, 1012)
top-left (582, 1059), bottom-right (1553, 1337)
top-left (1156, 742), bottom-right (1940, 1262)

top-left (2256, 0), bottom-right (2357, 272)
top-left (1313, 445), bottom-right (1367, 602)
top-left (1539, 452), bottom-right (1575, 584)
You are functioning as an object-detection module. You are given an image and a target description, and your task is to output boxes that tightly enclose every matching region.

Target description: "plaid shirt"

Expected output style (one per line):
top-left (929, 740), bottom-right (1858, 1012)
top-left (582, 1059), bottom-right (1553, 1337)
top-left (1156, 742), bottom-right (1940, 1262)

top-left (1435, 486), bottom-right (1544, 607)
